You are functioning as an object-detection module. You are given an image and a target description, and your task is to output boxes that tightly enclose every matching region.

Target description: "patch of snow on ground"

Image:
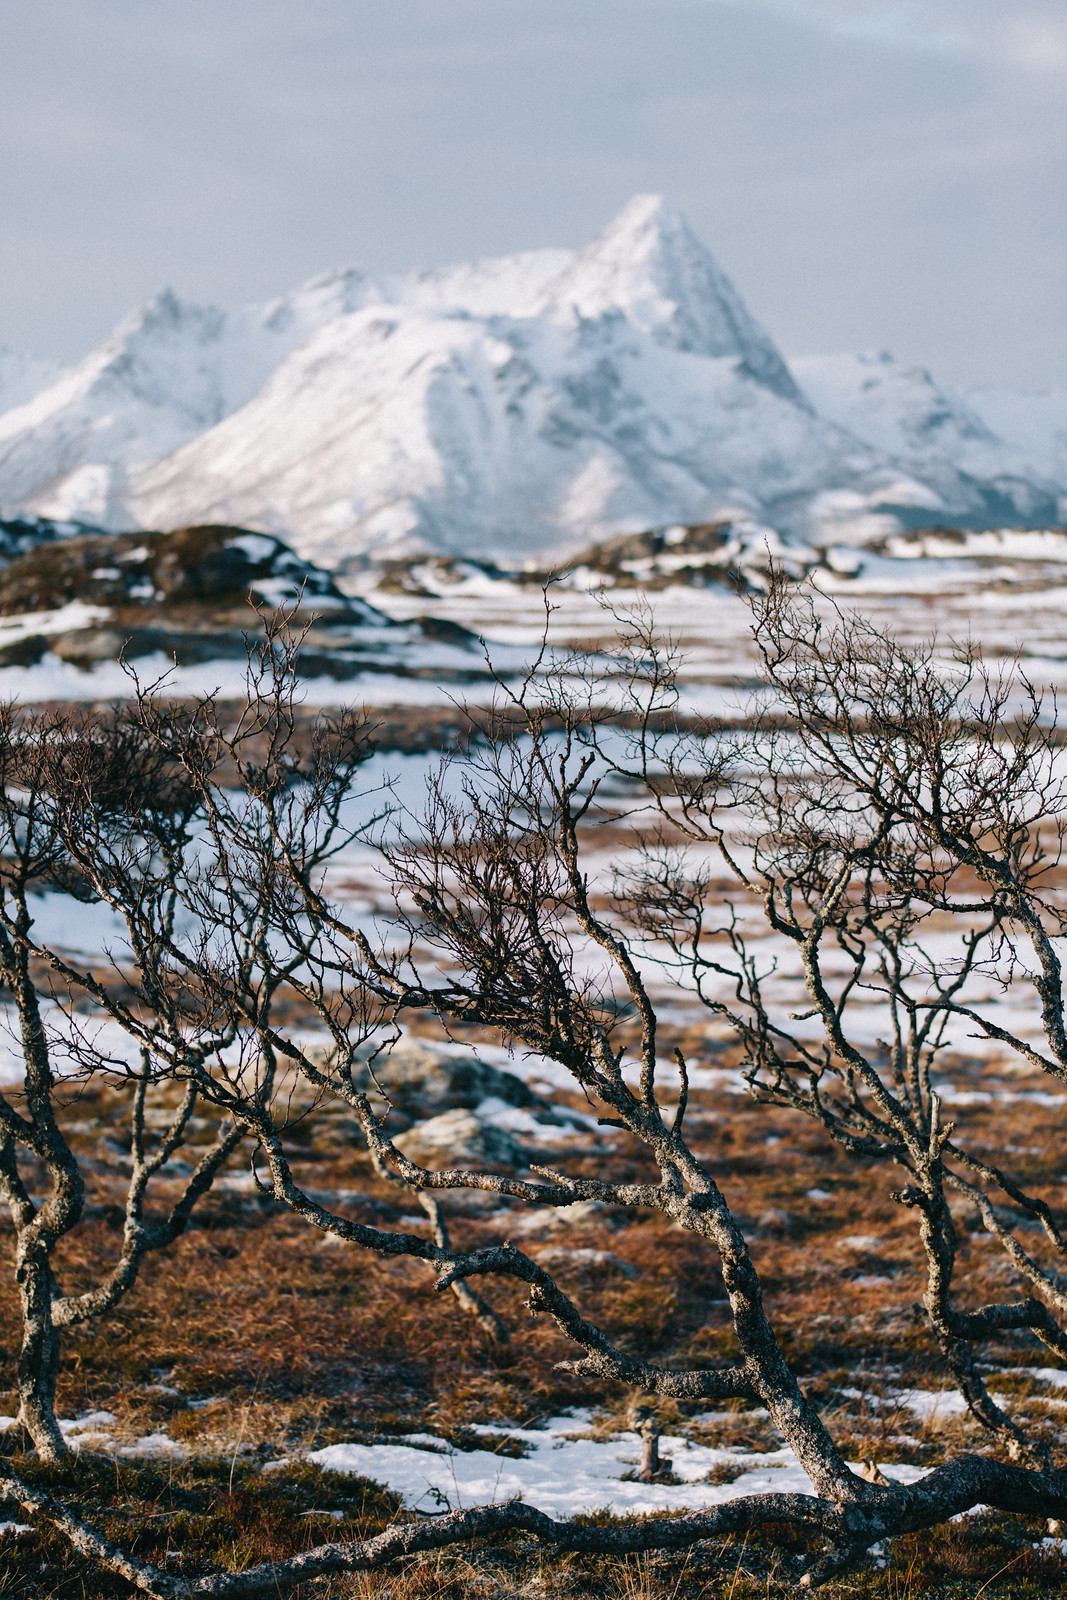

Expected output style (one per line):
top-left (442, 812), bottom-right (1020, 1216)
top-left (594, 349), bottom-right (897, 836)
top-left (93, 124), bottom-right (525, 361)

top-left (117, 1433), bottom-right (189, 1460)
top-left (893, 1389), bottom-right (970, 1422)
top-left (1011, 1367), bottom-right (1067, 1389)
top-left (302, 1413), bottom-right (927, 1518)
top-left (0, 600), bottom-right (110, 641)
top-left (3, 1410), bottom-right (188, 1460)
top-left (59, 1411), bottom-right (117, 1435)
top-left (0, 1002), bottom-right (147, 1086)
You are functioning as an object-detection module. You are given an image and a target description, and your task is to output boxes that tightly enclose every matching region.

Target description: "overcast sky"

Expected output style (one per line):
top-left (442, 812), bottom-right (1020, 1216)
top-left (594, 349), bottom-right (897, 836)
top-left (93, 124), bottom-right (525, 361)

top-left (0, 0), bottom-right (1062, 387)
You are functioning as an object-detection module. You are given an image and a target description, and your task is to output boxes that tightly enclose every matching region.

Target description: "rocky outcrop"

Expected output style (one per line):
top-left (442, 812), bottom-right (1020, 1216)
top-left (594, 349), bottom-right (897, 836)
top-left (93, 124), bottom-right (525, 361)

top-left (0, 522), bottom-right (490, 690)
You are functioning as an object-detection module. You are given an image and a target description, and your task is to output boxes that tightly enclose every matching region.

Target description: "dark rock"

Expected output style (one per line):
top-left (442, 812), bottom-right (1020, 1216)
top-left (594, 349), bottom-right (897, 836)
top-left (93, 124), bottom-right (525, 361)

top-left (48, 627), bottom-right (255, 669)
top-left (0, 515), bottom-right (104, 566)
top-left (0, 633), bottom-right (48, 667)
top-left (0, 524), bottom-right (391, 623)
top-left (412, 615), bottom-right (480, 647)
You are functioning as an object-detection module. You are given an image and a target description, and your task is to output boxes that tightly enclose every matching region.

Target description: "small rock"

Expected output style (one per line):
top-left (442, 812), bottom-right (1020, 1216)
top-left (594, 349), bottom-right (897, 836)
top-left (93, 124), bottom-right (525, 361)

top-left (349, 1040), bottom-right (544, 1127)
top-left (393, 1109), bottom-right (525, 1169)
top-left (756, 1208), bottom-right (793, 1236)
top-left (0, 633), bottom-right (47, 668)
top-left (509, 1200), bottom-right (608, 1235)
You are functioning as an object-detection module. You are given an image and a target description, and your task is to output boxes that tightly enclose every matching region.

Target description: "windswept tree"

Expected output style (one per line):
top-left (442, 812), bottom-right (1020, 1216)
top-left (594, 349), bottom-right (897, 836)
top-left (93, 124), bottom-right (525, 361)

top-left (605, 579), bottom-right (1067, 1466)
top-left (6, 593), bottom-right (1067, 1593)
top-left (0, 703), bottom-right (245, 1460)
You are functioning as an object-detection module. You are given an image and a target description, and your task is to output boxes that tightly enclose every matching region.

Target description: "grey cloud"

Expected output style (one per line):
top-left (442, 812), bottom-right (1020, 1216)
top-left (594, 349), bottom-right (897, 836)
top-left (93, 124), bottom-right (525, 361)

top-left (0, 0), bottom-right (1061, 387)
top-left (715, 0), bottom-right (1067, 69)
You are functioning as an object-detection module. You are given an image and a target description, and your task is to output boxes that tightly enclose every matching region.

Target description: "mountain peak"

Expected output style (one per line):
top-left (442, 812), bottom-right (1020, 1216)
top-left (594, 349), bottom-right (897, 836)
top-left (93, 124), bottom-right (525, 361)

top-left (590, 191), bottom-right (688, 251)
top-left (539, 194), bottom-right (804, 403)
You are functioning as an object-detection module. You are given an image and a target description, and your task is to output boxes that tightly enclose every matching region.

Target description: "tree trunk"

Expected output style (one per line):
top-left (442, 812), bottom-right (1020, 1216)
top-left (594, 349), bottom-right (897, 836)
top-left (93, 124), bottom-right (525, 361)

top-left (15, 1247), bottom-right (66, 1460)
top-left (632, 1408), bottom-right (671, 1483)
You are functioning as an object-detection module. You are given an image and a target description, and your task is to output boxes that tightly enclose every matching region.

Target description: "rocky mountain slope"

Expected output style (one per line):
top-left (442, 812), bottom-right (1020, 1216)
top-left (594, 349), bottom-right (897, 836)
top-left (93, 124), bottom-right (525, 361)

top-left (0, 196), bottom-right (1062, 568)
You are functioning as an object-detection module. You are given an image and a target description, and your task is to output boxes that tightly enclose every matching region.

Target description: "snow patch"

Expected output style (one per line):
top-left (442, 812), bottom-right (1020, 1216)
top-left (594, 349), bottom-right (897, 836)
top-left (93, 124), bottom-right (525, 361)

top-left (299, 1412), bottom-right (928, 1518)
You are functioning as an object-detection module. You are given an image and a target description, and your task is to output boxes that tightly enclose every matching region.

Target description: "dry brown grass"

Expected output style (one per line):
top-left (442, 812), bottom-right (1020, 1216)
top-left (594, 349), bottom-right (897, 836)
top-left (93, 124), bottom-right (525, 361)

top-left (1, 1028), bottom-right (1067, 1594)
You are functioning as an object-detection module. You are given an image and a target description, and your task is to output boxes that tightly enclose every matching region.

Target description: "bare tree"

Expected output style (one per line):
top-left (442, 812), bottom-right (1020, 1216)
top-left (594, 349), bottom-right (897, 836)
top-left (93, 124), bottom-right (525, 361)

top-left (6, 595), bottom-right (1067, 1594)
top-left (605, 577), bottom-right (1067, 1468)
top-left (0, 703), bottom-right (247, 1460)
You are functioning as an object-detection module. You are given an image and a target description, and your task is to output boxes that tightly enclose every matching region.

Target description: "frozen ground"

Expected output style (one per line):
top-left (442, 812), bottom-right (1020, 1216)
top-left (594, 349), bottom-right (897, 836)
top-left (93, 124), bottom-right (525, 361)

top-left (358, 540), bottom-right (1067, 720)
top-left (0, 524), bottom-right (1065, 711)
top-left (0, 1407), bottom-right (932, 1518)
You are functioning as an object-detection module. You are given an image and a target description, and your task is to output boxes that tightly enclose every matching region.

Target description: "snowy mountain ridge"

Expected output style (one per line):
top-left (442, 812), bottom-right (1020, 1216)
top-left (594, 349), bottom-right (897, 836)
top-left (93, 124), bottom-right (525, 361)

top-left (0, 195), bottom-right (1062, 568)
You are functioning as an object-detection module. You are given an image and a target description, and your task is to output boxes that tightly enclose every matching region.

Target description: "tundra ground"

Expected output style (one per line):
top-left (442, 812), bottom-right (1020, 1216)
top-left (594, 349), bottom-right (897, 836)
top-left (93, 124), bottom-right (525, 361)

top-left (2, 1012), bottom-right (1066, 1597)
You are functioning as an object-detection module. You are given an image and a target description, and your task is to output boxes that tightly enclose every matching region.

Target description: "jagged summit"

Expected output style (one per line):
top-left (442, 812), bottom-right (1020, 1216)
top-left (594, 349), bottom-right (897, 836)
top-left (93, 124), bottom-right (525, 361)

top-left (539, 195), bottom-right (803, 402)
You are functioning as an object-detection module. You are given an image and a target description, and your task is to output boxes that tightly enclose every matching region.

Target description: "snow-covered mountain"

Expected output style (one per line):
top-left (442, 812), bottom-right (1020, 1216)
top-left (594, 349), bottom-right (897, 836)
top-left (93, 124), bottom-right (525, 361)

top-left (127, 288), bottom-right (897, 569)
top-left (0, 239), bottom-right (583, 537)
top-left (0, 276), bottom-right (393, 528)
top-left (963, 383), bottom-right (1067, 488)
top-left (531, 195), bottom-right (803, 402)
top-left (0, 195), bottom-right (1062, 566)
top-left (793, 352), bottom-right (1065, 527)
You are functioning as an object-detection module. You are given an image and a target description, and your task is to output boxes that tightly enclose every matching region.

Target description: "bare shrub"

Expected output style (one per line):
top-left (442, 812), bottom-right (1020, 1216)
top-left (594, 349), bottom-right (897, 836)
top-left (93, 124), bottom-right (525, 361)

top-left (604, 576), bottom-right (1067, 1469)
top-left (0, 702), bottom-right (244, 1460)
top-left (4, 596), bottom-right (1067, 1591)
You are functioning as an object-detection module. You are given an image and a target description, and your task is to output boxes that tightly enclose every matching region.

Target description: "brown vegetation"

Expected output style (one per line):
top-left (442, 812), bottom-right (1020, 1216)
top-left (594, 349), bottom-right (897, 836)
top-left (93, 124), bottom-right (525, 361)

top-left (4, 591), bottom-right (1067, 1592)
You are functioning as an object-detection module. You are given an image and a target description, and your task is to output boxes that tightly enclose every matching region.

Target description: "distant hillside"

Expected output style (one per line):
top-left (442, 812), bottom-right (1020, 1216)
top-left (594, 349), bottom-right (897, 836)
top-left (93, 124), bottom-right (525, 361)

top-left (0, 523), bottom-right (493, 702)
